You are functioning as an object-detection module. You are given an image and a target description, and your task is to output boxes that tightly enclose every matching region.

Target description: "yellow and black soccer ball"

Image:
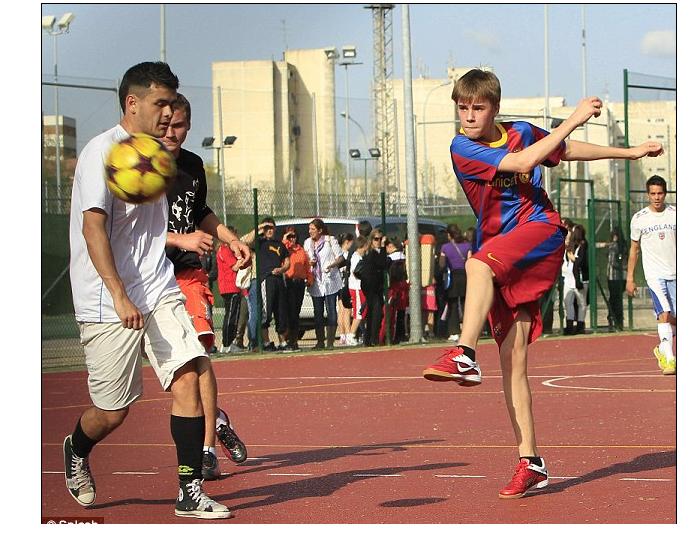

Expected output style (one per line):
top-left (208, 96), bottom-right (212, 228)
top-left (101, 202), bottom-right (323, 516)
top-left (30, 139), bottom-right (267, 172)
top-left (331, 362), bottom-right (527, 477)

top-left (104, 133), bottom-right (176, 204)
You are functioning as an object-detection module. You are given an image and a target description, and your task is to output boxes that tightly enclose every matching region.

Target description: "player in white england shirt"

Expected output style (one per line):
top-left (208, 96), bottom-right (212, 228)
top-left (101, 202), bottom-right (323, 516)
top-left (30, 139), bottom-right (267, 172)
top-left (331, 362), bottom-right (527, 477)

top-left (626, 175), bottom-right (676, 375)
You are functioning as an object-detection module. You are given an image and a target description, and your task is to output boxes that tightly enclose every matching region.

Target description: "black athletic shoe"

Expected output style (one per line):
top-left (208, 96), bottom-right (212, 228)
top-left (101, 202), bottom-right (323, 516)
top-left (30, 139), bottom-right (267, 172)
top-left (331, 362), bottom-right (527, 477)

top-left (216, 408), bottom-right (248, 463)
top-left (175, 479), bottom-right (231, 519)
top-left (202, 450), bottom-right (221, 480)
top-left (63, 435), bottom-right (96, 506)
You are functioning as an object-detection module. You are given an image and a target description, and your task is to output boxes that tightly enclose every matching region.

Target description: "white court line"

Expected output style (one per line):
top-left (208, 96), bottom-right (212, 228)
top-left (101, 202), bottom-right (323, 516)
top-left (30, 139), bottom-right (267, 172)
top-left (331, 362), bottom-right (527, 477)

top-left (620, 478), bottom-right (673, 482)
top-left (353, 474), bottom-right (403, 477)
top-left (549, 476), bottom-right (580, 480)
top-left (112, 471), bottom-right (159, 475)
top-left (434, 474), bottom-right (486, 479)
top-left (42, 471), bottom-right (64, 474)
top-left (245, 457), bottom-right (270, 461)
top-left (267, 473), bottom-right (314, 476)
top-left (541, 373), bottom-right (671, 392)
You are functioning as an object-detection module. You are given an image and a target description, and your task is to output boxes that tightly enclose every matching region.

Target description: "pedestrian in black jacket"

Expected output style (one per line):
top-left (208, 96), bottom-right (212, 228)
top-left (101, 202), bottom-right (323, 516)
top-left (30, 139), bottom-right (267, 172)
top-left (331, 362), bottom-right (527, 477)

top-left (360, 229), bottom-right (388, 346)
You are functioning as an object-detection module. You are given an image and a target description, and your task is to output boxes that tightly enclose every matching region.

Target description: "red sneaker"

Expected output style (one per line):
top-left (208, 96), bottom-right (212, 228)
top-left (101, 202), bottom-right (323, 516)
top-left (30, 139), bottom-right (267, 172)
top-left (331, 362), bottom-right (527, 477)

top-left (422, 347), bottom-right (482, 387)
top-left (498, 458), bottom-right (549, 499)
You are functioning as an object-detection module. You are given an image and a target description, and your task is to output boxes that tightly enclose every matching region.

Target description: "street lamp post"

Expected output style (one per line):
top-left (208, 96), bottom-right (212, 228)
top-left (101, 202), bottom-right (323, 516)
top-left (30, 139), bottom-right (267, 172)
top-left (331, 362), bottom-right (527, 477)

top-left (42, 12), bottom-right (75, 213)
top-left (326, 46), bottom-right (362, 198)
top-left (421, 80), bottom-right (450, 210)
top-left (340, 112), bottom-right (368, 149)
top-left (349, 148), bottom-right (381, 212)
top-left (202, 135), bottom-right (237, 226)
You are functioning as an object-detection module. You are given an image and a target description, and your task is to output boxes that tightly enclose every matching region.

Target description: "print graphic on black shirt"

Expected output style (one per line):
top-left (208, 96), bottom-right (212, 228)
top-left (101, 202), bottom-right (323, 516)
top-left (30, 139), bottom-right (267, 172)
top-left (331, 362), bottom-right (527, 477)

top-left (165, 149), bottom-right (213, 273)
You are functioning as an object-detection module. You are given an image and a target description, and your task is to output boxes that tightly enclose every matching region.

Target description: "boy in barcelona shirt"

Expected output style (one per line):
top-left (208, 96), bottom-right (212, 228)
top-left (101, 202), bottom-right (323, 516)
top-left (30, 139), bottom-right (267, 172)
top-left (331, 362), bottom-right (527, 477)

top-left (422, 68), bottom-right (663, 500)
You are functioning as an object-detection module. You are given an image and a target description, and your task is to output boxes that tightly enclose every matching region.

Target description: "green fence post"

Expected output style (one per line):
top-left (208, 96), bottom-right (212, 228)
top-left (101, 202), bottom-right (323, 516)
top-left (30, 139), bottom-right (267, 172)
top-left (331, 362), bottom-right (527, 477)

top-left (588, 198), bottom-right (597, 330)
top-left (253, 188), bottom-right (262, 350)
top-left (381, 192), bottom-right (391, 345)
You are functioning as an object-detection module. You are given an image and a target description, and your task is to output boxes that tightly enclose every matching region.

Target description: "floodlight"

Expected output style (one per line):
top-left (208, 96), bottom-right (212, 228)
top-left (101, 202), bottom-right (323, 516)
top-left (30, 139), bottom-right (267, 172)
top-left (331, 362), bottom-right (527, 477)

top-left (57, 12), bottom-right (75, 30)
top-left (42, 15), bottom-right (56, 30)
top-left (324, 47), bottom-right (339, 60)
top-left (223, 135), bottom-right (237, 146)
top-left (201, 137), bottom-right (215, 148)
top-left (349, 149), bottom-right (361, 159)
top-left (342, 45), bottom-right (357, 59)
top-left (368, 148), bottom-right (381, 158)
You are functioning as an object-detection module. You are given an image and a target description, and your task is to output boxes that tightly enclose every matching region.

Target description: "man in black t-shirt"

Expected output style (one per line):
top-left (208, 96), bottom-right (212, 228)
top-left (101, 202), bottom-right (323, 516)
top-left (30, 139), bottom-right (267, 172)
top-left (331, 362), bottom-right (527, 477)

top-left (163, 93), bottom-right (250, 480)
top-left (241, 217), bottom-right (290, 351)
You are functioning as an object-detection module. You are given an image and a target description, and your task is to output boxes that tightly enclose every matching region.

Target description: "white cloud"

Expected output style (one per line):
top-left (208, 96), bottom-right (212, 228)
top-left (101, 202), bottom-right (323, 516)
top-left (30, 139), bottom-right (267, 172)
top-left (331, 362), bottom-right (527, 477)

top-left (641, 30), bottom-right (676, 57)
top-left (463, 30), bottom-right (502, 54)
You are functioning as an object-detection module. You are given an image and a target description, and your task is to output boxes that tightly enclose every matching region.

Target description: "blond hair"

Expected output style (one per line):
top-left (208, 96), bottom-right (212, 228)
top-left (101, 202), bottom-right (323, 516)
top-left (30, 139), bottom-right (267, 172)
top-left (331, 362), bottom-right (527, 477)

top-left (451, 69), bottom-right (501, 106)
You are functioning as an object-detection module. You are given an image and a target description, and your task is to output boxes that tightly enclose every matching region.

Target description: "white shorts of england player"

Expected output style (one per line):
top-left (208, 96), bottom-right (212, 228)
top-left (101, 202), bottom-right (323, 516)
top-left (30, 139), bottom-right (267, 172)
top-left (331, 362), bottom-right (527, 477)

top-left (78, 293), bottom-right (208, 411)
top-left (646, 278), bottom-right (677, 319)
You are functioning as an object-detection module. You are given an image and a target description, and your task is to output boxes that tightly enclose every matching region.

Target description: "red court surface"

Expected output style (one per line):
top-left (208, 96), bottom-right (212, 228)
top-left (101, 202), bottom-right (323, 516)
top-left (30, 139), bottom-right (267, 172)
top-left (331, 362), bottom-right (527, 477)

top-left (41, 333), bottom-right (676, 525)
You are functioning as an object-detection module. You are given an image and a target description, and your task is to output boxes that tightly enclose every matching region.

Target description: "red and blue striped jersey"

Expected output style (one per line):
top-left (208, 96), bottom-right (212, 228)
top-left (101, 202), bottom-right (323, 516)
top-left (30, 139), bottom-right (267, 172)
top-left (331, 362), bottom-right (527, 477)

top-left (450, 121), bottom-right (564, 250)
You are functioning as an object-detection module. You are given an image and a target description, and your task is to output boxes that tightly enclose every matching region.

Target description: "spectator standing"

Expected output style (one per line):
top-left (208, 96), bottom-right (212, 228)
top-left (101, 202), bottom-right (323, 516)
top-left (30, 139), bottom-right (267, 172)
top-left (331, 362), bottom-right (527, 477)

top-left (382, 238), bottom-right (409, 344)
top-left (216, 242), bottom-right (245, 354)
top-left (241, 218), bottom-right (290, 351)
top-left (346, 236), bottom-right (369, 346)
top-left (361, 229), bottom-right (388, 347)
top-left (304, 219), bottom-right (345, 350)
top-left (282, 226), bottom-right (313, 352)
top-left (439, 224), bottom-right (472, 340)
top-left (566, 224), bottom-right (589, 334)
top-left (337, 233), bottom-right (355, 345)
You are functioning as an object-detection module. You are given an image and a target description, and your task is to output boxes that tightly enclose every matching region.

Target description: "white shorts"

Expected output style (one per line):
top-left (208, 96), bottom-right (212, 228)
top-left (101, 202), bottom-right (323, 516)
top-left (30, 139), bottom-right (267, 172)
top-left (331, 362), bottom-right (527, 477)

top-left (78, 293), bottom-right (207, 411)
top-left (646, 278), bottom-right (677, 319)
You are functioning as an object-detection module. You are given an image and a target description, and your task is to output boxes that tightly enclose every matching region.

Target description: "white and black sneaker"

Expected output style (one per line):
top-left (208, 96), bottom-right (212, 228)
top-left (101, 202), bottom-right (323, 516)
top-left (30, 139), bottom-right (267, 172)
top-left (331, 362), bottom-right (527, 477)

top-left (63, 435), bottom-right (96, 507)
top-left (216, 408), bottom-right (248, 463)
top-left (202, 451), bottom-right (221, 480)
top-left (175, 479), bottom-right (231, 519)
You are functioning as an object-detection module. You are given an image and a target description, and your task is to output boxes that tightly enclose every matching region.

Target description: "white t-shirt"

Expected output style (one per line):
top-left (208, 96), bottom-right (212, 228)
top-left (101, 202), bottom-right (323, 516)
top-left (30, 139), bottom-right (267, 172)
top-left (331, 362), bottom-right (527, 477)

top-left (348, 252), bottom-right (363, 290)
top-left (630, 204), bottom-right (676, 281)
top-left (69, 124), bottom-right (179, 322)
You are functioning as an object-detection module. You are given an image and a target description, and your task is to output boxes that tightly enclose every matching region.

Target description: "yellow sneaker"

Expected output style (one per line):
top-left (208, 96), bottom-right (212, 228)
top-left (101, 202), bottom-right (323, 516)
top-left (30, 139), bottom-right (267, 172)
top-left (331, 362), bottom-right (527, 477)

top-left (654, 346), bottom-right (676, 375)
top-left (662, 358), bottom-right (676, 376)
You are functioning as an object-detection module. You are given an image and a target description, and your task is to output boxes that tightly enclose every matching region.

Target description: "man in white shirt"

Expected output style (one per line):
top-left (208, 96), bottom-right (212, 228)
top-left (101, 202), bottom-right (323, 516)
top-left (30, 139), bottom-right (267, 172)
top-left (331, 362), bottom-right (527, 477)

top-left (64, 61), bottom-right (230, 519)
top-left (626, 175), bottom-right (677, 375)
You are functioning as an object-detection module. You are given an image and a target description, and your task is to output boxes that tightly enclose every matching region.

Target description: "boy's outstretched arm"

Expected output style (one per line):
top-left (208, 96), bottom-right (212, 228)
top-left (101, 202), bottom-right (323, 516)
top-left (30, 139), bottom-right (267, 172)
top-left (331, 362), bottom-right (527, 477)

top-left (563, 139), bottom-right (663, 162)
top-left (498, 96), bottom-right (603, 174)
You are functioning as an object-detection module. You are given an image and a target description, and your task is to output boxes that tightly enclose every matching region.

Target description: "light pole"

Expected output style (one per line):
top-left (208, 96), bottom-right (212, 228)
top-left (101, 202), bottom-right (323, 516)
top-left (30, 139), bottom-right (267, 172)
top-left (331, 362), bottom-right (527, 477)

top-left (340, 111), bottom-right (368, 149)
top-left (421, 80), bottom-right (450, 208)
top-left (202, 135), bottom-right (237, 226)
top-left (326, 46), bottom-right (362, 197)
top-left (349, 148), bottom-right (381, 211)
top-left (42, 12), bottom-right (75, 212)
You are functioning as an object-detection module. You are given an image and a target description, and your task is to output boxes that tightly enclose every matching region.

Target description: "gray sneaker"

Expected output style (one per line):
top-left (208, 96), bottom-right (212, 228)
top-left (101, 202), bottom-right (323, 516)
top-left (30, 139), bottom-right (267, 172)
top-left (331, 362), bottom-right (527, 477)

top-left (175, 479), bottom-right (231, 519)
top-left (63, 435), bottom-right (96, 506)
top-left (202, 450), bottom-right (221, 480)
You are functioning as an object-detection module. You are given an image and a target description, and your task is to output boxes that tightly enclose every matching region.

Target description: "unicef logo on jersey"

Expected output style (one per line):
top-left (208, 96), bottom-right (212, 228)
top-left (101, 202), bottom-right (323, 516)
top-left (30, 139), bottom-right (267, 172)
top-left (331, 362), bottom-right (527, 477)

top-left (489, 172), bottom-right (530, 188)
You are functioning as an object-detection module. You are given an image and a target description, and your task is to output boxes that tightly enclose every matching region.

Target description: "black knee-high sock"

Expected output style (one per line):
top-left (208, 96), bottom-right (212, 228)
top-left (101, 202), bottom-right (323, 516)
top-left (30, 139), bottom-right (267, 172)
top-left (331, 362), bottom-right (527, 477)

top-left (170, 415), bottom-right (205, 482)
top-left (71, 417), bottom-right (99, 458)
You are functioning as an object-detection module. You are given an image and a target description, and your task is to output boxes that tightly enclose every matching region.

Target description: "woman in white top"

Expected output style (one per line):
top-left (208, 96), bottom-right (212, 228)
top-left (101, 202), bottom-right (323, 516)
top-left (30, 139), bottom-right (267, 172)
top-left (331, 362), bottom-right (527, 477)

top-left (303, 218), bottom-right (345, 349)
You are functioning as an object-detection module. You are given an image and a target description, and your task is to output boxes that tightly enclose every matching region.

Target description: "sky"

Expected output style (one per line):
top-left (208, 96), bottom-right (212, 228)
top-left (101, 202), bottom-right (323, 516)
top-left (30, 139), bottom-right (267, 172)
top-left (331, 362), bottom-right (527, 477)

top-left (39, 1), bottom-right (678, 162)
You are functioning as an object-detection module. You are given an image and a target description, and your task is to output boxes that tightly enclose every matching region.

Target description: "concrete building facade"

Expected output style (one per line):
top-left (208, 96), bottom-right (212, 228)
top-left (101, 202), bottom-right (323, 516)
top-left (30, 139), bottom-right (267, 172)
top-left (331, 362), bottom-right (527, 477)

top-left (212, 48), bottom-right (337, 196)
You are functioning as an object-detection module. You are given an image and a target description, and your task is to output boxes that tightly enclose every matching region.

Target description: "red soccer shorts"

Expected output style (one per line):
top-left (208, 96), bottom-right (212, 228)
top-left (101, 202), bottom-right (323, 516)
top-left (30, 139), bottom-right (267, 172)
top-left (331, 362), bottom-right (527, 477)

top-left (472, 221), bottom-right (566, 348)
top-left (176, 267), bottom-right (216, 352)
